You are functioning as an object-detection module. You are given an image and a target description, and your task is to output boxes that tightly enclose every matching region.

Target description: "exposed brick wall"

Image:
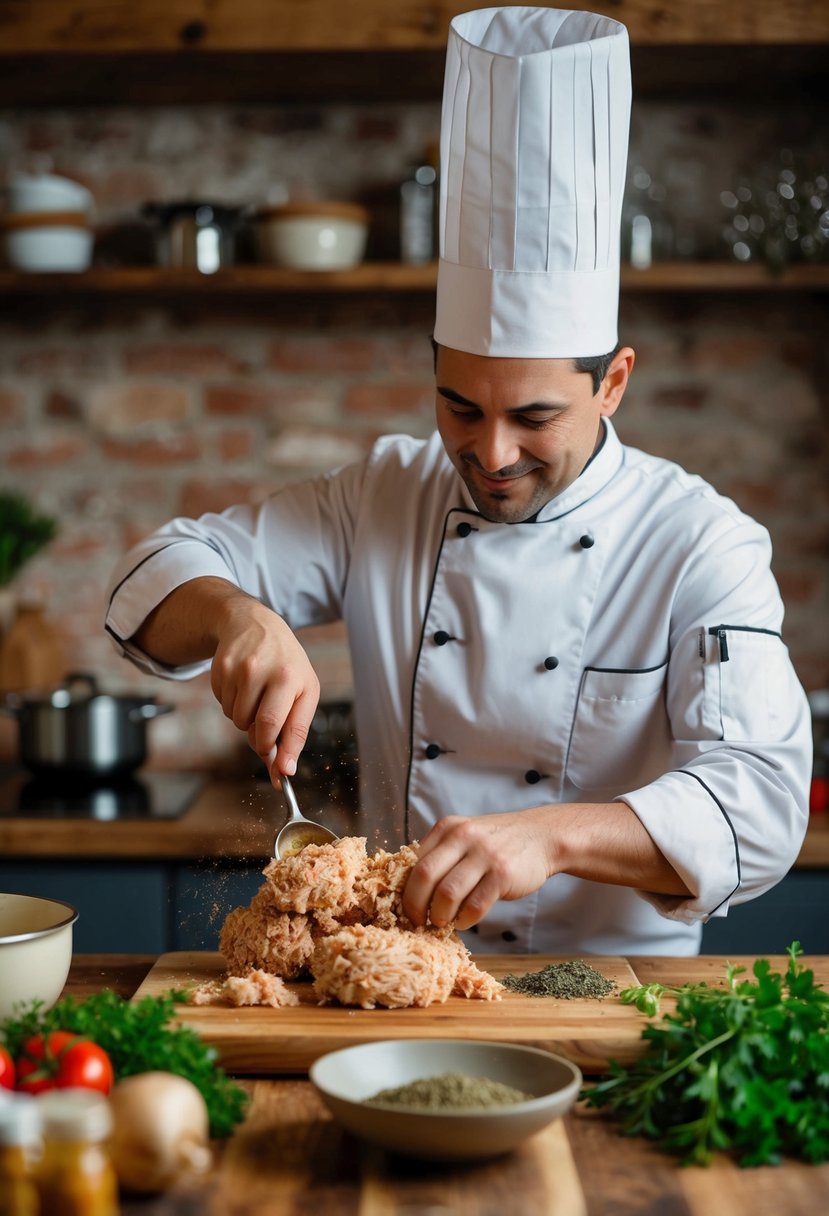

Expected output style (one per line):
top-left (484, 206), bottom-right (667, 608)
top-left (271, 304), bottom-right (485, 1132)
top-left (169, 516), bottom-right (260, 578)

top-left (0, 101), bottom-right (826, 771)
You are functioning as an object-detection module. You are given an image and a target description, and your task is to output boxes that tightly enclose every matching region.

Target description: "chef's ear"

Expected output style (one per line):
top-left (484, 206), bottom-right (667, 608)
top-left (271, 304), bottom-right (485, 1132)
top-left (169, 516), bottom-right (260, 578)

top-left (599, 346), bottom-right (635, 418)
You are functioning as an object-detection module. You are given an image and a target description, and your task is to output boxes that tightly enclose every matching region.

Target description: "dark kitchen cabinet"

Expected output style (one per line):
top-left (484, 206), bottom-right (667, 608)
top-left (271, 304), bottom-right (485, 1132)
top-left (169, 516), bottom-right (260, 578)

top-left (700, 870), bottom-right (829, 956)
top-left (0, 860), bottom-right (170, 953)
top-left (170, 863), bottom-right (263, 951)
top-left (0, 858), bottom-right (263, 953)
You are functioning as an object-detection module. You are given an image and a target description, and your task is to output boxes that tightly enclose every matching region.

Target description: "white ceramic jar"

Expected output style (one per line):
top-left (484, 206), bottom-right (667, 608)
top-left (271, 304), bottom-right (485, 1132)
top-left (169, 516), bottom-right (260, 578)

top-left (0, 211), bottom-right (94, 272)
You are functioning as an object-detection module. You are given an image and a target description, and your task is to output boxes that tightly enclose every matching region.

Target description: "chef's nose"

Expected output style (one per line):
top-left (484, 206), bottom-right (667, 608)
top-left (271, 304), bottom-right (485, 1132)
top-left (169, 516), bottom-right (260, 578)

top-left (474, 422), bottom-right (521, 474)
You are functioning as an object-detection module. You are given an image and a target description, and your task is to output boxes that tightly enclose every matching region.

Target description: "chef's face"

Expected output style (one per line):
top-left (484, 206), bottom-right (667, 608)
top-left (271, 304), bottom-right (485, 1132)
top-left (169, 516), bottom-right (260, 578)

top-left (435, 345), bottom-right (634, 523)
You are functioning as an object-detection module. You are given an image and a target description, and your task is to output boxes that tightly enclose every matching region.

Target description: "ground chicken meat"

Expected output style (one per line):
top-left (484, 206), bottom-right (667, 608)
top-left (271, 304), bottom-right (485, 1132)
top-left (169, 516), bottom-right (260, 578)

top-left (219, 897), bottom-right (315, 979)
top-left (261, 835), bottom-right (367, 917)
top-left (354, 843), bottom-right (419, 929)
top-left (223, 971), bottom-right (300, 1008)
top-left (311, 924), bottom-right (462, 1009)
top-left (189, 970), bottom-right (300, 1008)
top-left (217, 837), bottom-right (504, 1007)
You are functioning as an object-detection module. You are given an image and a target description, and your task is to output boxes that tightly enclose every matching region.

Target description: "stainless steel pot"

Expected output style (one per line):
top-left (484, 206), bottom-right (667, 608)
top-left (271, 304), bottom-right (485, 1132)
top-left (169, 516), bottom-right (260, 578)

top-left (142, 201), bottom-right (243, 273)
top-left (0, 672), bottom-right (174, 780)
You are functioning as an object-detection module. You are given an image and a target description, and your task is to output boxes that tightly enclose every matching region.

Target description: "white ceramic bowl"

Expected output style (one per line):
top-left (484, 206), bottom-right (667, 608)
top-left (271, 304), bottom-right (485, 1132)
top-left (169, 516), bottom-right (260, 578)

top-left (310, 1039), bottom-right (582, 1161)
top-left (0, 893), bottom-right (78, 1019)
top-left (254, 201), bottom-right (369, 270)
top-left (5, 173), bottom-right (94, 216)
top-left (1, 217), bottom-right (94, 272)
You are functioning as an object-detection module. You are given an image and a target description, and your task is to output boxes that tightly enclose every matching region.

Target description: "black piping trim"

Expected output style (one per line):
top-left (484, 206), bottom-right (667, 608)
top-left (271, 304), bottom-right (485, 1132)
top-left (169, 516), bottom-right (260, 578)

top-left (671, 769), bottom-right (741, 916)
top-left (404, 514), bottom-right (454, 841)
top-left (584, 660), bottom-right (668, 675)
top-left (707, 624), bottom-right (782, 639)
top-left (106, 539), bottom-right (223, 613)
top-left (104, 622), bottom-right (129, 647)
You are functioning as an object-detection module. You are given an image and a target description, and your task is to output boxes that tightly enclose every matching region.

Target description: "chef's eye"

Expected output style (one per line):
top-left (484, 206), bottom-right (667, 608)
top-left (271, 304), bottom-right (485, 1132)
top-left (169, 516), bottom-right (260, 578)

top-left (517, 414), bottom-right (554, 429)
top-left (446, 404), bottom-right (481, 421)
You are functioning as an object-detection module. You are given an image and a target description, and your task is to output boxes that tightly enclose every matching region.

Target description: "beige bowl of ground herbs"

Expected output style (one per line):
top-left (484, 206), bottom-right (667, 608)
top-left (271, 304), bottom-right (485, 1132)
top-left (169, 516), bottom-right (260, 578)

top-left (309, 1039), bottom-right (582, 1161)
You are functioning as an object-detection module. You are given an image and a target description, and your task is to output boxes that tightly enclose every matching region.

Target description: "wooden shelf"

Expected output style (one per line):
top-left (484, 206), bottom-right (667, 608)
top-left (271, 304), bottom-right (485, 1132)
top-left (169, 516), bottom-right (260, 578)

top-left (0, 262), bottom-right (827, 298)
top-left (621, 262), bottom-right (829, 292)
top-left (0, 4), bottom-right (825, 105)
top-left (3, 1), bottom-right (827, 54)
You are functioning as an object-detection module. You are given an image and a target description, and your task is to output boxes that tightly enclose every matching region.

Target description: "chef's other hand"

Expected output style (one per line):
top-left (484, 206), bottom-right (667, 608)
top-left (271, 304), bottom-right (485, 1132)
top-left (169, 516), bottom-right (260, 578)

top-left (210, 595), bottom-right (320, 783)
top-left (402, 810), bottom-right (553, 931)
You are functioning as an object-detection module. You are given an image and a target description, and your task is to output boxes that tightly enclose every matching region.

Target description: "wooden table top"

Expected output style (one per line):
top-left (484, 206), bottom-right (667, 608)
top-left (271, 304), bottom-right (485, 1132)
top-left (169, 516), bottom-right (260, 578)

top-left (57, 954), bottom-right (829, 1216)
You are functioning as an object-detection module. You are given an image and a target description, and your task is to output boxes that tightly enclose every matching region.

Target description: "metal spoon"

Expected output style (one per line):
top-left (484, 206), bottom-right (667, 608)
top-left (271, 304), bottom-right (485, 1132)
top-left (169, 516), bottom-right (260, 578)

top-left (273, 773), bottom-right (339, 858)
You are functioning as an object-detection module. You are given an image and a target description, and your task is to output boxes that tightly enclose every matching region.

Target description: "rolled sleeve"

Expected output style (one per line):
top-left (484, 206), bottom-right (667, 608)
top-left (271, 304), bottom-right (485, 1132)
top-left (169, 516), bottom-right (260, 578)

top-left (621, 769), bottom-right (740, 923)
top-left (105, 538), bottom-right (235, 679)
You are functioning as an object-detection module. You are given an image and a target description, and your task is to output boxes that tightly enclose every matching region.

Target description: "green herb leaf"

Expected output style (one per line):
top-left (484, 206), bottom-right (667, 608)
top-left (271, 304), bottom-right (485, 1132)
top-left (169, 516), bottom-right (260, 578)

top-left (0, 990), bottom-right (248, 1138)
top-left (0, 491), bottom-right (58, 587)
top-left (581, 943), bottom-right (829, 1167)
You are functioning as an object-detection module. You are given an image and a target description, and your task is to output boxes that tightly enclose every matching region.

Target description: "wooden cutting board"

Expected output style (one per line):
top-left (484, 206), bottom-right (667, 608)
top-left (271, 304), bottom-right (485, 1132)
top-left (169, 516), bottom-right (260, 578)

top-left (133, 951), bottom-right (649, 1075)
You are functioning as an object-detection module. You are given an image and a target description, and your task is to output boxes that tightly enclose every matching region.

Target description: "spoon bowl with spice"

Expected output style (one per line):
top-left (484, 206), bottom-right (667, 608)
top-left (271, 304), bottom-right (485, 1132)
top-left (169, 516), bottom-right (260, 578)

top-left (309, 1038), bottom-right (582, 1161)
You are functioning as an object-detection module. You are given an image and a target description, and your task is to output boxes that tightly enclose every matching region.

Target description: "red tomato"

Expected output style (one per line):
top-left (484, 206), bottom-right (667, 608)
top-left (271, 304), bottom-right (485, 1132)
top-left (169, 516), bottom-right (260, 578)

top-left (0, 1046), bottom-right (14, 1089)
top-left (16, 1031), bottom-right (113, 1095)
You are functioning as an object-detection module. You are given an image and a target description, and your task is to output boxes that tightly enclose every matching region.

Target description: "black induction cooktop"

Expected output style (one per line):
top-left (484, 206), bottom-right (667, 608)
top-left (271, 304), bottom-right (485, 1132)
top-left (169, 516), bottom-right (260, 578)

top-left (0, 766), bottom-right (204, 820)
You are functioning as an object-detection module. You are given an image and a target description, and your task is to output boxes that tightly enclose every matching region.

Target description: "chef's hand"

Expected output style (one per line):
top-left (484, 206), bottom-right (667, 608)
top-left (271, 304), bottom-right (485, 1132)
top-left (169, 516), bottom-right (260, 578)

top-left (402, 809), bottom-right (554, 931)
top-left (132, 575), bottom-right (320, 783)
top-left (209, 594), bottom-right (320, 784)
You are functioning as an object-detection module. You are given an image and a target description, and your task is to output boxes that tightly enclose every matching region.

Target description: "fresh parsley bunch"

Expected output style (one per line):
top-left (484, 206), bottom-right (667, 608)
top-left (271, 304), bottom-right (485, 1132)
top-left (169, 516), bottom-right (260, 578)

top-left (1, 989), bottom-right (248, 1138)
top-left (582, 943), bottom-right (829, 1166)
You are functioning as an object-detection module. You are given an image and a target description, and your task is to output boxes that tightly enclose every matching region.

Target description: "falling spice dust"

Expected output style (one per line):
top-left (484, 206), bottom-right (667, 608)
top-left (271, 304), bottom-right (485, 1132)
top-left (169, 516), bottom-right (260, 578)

top-left (501, 959), bottom-right (614, 999)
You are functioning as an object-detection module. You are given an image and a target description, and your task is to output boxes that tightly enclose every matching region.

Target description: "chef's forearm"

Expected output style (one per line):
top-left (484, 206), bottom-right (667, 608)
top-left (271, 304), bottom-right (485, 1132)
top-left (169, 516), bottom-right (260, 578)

top-left (549, 801), bottom-right (693, 897)
top-left (131, 576), bottom-right (256, 666)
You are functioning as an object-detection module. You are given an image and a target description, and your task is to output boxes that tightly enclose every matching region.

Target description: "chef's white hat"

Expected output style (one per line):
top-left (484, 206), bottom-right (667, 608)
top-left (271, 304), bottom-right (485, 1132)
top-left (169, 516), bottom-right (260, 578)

top-left (434, 6), bottom-right (631, 358)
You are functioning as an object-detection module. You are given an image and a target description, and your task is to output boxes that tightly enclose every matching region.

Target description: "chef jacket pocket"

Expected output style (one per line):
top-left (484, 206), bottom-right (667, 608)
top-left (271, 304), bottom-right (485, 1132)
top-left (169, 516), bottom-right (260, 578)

top-left (566, 663), bottom-right (670, 792)
top-left (706, 625), bottom-right (793, 741)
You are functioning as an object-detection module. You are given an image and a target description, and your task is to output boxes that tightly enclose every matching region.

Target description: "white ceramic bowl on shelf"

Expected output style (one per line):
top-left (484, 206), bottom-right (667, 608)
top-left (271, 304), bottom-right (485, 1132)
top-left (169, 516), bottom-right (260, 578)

top-left (254, 200), bottom-right (369, 270)
top-left (310, 1039), bottom-right (582, 1161)
top-left (0, 893), bottom-right (78, 1019)
top-left (5, 173), bottom-right (94, 216)
top-left (0, 211), bottom-right (94, 272)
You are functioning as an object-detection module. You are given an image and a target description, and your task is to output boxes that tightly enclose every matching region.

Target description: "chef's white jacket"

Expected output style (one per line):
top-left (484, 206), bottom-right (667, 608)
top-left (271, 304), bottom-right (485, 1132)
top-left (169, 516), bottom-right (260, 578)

top-left (105, 420), bottom-right (812, 956)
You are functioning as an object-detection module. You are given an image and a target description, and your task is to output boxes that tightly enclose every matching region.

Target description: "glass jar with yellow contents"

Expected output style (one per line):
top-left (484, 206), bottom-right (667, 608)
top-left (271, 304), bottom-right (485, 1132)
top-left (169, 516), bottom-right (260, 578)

top-left (35, 1090), bottom-right (118, 1216)
top-left (0, 1092), bottom-right (41, 1216)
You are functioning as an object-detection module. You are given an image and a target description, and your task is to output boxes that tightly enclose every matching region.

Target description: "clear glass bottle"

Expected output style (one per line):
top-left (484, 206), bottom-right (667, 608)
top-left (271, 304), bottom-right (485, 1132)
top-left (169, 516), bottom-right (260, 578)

top-left (35, 1090), bottom-right (118, 1216)
top-left (0, 1092), bottom-right (41, 1216)
top-left (400, 141), bottom-right (439, 264)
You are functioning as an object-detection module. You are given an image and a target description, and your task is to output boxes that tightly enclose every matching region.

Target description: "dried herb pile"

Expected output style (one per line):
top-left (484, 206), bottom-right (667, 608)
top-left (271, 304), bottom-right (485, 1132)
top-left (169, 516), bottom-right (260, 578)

top-left (502, 959), bottom-right (614, 999)
top-left (582, 942), bottom-right (829, 1166)
top-left (366, 1072), bottom-right (531, 1110)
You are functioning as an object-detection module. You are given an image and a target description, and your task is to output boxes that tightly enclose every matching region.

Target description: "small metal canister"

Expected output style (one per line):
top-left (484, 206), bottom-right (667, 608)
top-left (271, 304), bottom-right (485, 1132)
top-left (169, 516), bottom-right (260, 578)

top-left (143, 201), bottom-right (242, 273)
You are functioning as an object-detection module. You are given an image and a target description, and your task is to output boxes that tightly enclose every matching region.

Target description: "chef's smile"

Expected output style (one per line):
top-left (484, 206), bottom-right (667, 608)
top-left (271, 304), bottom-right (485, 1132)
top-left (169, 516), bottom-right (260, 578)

top-left (435, 344), bottom-right (627, 524)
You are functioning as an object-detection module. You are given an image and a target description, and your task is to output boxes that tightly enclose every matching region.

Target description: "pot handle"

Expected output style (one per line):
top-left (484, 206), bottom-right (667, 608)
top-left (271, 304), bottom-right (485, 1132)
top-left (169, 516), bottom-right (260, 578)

top-left (129, 703), bottom-right (176, 722)
top-left (1, 671), bottom-right (98, 714)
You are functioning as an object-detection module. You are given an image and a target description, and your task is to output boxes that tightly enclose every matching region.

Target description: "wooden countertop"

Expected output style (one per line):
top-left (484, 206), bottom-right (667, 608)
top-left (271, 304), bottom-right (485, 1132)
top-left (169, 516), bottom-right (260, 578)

top-left (0, 778), bottom-right (319, 861)
top-left (2, 778), bottom-right (828, 868)
top-left (57, 954), bottom-right (829, 1216)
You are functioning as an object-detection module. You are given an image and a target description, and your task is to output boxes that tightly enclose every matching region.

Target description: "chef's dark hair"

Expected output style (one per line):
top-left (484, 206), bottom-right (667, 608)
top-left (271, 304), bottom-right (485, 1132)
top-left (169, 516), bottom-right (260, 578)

top-left (573, 345), bottom-right (621, 395)
top-left (431, 337), bottom-right (619, 396)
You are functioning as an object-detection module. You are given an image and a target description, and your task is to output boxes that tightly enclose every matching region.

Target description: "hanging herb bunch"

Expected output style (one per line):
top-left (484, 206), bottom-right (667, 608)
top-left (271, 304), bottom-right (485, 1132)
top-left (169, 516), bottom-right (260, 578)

top-left (0, 490), bottom-right (58, 588)
top-left (582, 943), bottom-right (829, 1167)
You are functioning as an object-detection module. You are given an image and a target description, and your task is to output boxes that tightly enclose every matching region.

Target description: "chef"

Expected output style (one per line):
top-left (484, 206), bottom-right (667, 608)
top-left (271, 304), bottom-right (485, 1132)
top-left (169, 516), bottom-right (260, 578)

top-left (104, 7), bottom-right (812, 956)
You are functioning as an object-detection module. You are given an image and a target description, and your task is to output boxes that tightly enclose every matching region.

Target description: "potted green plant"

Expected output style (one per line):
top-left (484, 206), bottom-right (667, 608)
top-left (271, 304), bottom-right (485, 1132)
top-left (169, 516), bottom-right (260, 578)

top-left (0, 490), bottom-right (58, 634)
